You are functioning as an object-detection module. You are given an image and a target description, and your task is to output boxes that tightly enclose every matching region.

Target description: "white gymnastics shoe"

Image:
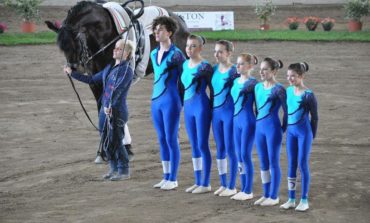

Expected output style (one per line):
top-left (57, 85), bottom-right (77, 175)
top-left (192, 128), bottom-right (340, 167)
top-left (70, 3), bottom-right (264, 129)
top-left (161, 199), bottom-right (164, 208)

top-left (280, 199), bottom-right (296, 209)
top-left (254, 196), bottom-right (267, 205)
top-left (260, 197), bottom-right (280, 206)
top-left (295, 199), bottom-right (309, 212)
top-left (219, 188), bottom-right (237, 197)
top-left (94, 156), bottom-right (104, 164)
top-left (153, 179), bottom-right (167, 188)
top-left (192, 186), bottom-right (211, 194)
top-left (160, 181), bottom-right (178, 190)
top-left (214, 186), bottom-right (226, 195)
top-left (231, 192), bottom-right (253, 201)
top-left (185, 184), bottom-right (199, 193)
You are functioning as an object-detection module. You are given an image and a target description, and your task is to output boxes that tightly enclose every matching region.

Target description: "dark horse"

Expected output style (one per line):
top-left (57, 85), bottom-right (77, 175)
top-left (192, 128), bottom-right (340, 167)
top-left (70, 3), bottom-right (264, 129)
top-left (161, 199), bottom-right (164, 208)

top-left (46, 0), bottom-right (189, 111)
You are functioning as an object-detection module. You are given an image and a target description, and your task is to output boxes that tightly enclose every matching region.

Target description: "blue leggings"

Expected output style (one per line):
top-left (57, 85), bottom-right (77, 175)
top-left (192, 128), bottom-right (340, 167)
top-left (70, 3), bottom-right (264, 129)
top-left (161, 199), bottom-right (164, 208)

top-left (184, 93), bottom-right (212, 187)
top-left (286, 118), bottom-right (313, 200)
top-left (255, 115), bottom-right (282, 199)
top-left (212, 96), bottom-right (237, 189)
top-left (151, 90), bottom-right (182, 182)
top-left (233, 112), bottom-right (255, 194)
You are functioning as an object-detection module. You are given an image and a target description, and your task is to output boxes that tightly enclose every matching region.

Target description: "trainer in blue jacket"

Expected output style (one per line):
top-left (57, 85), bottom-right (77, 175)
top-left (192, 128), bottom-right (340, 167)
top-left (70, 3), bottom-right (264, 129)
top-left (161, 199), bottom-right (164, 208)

top-left (64, 39), bottom-right (135, 181)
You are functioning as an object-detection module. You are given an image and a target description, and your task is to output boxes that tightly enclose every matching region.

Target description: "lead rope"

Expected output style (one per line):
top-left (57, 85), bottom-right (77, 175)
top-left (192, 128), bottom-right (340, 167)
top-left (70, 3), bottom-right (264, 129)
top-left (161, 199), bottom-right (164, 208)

top-left (67, 73), bottom-right (99, 131)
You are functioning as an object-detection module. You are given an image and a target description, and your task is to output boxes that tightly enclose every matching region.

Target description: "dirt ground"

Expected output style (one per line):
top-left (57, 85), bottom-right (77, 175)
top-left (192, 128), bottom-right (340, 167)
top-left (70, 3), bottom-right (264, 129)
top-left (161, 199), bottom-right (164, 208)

top-left (1, 4), bottom-right (370, 223)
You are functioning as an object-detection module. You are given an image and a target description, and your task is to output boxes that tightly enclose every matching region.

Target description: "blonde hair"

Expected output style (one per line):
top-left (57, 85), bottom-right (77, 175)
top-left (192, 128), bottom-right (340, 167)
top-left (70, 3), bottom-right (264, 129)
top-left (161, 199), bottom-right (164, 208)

top-left (239, 53), bottom-right (258, 65)
top-left (216, 40), bottom-right (234, 52)
top-left (117, 39), bottom-right (136, 59)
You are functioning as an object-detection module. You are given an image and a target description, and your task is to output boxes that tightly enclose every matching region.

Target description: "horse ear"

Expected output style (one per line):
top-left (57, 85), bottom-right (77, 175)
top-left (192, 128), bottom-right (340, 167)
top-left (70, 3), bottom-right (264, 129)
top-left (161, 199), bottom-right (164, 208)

top-left (45, 20), bottom-right (59, 33)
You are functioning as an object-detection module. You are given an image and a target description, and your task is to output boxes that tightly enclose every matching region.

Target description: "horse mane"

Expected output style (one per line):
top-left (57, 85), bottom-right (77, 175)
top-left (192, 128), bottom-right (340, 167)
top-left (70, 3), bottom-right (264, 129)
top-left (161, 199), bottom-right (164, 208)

top-left (64, 1), bottom-right (98, 25)
top-left (58, 1), bottom-right (101, 54)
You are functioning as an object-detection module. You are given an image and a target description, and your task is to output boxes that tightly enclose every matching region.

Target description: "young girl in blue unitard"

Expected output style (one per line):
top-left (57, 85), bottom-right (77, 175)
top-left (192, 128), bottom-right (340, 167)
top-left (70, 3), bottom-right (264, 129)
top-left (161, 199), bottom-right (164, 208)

top-left (254, 58), bottom-right (287, 206)
top-left (280, 62), bottom-right (318, 212)
top-left (230, 53), bottom-right (258, 201)
top-left (180, 34), bottom-right (213, 194)
top-left (150, 16), bottom-right (186, 190)
top-left (211, 40), bottom-right (238, 197)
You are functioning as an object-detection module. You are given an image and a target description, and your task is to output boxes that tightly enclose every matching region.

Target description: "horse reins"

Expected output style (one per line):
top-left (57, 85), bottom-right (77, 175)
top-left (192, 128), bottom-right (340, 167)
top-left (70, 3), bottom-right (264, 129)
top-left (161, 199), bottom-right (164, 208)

top-left (66, 73), bottom-right (100, 131)
top-left (67, 0), bottom-right (144, 131)
top-left (84, 24), bottom-right (134, 65)
top-left (86, 0), bottom-right (144, 64)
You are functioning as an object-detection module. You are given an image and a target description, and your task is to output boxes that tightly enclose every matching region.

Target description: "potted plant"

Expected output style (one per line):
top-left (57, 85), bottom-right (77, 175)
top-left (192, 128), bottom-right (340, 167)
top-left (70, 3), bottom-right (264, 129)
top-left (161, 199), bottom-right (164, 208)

top-left (344, 0), bottom-right (370, 32)
top-left (321, 17), bottom-right (335, 31)
top-left (255, 0), bottom-right (276, 30)
top-left (303, 16), bottom-right (321, 31)
top-left (5, 0), bottom-right (43, 33)
top-left (285, 17), bottom-right (301, 30)
top-left (0, 22), bottom-right (8, 34)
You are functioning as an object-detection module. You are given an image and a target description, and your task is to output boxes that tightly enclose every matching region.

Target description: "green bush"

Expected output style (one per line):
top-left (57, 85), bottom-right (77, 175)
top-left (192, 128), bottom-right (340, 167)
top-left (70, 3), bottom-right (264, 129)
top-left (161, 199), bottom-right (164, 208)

top-left (344, 0), bottom-right (370, 21)
top-left (5, 0), bottom-right (43, 22)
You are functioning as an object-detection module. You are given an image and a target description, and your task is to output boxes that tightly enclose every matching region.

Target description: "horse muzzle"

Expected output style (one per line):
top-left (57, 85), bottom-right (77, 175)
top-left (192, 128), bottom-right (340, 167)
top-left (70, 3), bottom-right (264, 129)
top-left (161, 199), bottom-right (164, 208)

top-left (66, 62), bottom-right (81, 70)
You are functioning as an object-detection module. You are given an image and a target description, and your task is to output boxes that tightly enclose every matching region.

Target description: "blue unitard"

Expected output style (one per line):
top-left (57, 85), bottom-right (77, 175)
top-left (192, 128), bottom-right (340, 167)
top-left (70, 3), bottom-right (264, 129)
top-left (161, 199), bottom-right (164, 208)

top-left (71, 61), bottom-right (133, 174)
top-left (211, 65), bottom-right (238, 190)
top-left (230, 77), bottom-right (258, 194)
top-left (150, 44), bottom-right (185, 182)
top-left (286, 86), bottom-right (318, 201)
top-left (254, 82), bottom-right (287, 199)
top-left (180, 60), bottom-right (213, 187)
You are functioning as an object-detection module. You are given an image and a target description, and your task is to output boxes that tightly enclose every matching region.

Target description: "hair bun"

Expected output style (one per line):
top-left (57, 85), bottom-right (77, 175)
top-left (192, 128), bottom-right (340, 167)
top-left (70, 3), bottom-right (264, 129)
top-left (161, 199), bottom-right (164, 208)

top-left (252, 54), bottom-right (258, 65)
top-left (200, 36), bottom-right (206, 45)
top-left (300, 62), bottom-right (309, 72)
top-left (277, 60), bottom-right (283, 69)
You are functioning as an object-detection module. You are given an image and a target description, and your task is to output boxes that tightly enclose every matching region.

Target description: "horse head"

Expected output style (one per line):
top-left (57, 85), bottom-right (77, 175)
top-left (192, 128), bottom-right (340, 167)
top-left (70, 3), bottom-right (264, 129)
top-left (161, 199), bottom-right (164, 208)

top-left (46, 1), bottom-right (117, 75)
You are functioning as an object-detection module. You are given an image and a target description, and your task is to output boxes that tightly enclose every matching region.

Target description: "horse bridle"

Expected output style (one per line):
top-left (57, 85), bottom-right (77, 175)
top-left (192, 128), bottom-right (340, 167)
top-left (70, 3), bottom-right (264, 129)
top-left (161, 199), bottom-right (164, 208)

top-left (63, 27), bottom-right (95, 71)
top-left (65, 0), bottom-right (145, 131)
top-left (68, 0), bottom-right (145, 72)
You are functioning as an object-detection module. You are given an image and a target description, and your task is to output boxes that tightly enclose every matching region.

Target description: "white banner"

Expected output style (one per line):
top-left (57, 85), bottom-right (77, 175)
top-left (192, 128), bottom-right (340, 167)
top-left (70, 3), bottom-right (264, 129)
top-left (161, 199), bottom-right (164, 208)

top-left (174, 11), bottom-right (234, 31)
